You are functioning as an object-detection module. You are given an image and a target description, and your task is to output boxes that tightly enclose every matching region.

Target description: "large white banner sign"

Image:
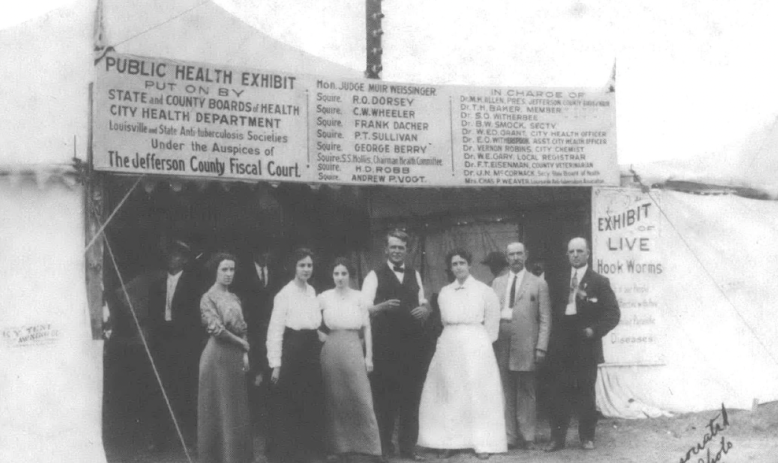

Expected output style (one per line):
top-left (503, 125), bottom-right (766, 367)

top-left (94, 54), bottom-right (617, 187)
top-left (593, 188), bottom-right (664, 365)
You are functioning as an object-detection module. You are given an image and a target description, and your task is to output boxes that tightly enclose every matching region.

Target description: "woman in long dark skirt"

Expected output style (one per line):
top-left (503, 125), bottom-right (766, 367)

top-left (198, 253), bottom-right (254, 463)
top-left (265, 248), bottom-right (324, 463)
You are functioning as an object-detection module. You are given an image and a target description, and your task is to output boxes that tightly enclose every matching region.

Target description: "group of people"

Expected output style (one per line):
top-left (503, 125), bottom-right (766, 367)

top-left (142, 230), bottom-right (620, 463)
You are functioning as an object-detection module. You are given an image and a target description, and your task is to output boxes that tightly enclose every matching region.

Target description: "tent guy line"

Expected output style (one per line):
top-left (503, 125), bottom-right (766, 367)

top-left (84, 173), bottom-right (145, 253)
top-left (107, 0), bottom-right (210, 50)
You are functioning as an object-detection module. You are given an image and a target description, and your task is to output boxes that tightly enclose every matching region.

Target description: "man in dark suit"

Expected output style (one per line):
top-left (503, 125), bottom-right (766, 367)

top-left (147, 240), bottom-right (203, 450)
top-left (362, 230), bottom-right (432, 462)
top-left (235, 244), bottom-right (278, 429)
top-left (545, 237), bottom-right (620, 452)
top-left (482, 251), bottom-right (509, 285)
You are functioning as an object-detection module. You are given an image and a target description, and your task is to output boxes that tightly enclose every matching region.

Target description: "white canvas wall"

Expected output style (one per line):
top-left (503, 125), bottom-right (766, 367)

top-left (0, 176), bottom-right (105, 463)
top-left (596, 190), bottom-right (778, 418)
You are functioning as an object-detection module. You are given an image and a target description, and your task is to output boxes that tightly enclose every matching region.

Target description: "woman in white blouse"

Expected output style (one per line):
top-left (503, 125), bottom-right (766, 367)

top-left (319, 257), bottom-right (382, 461)
top-left (418, 248), bottom-right (507, 460)
top-left (265, 248), bottom-right (324, 463)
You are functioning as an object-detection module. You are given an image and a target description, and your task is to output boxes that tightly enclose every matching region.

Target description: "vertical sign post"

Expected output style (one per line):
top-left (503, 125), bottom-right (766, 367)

top-left (365, 0), bottom-right (384, 79)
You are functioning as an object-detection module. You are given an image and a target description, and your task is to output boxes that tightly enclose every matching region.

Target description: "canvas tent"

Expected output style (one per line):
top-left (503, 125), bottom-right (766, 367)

top-left (0, 166), bottom-right (106, 463)
top-left (0, 2), bottom-right (98, 459)
top-left (3, 1), bottom-right (777, 462)
top-left (592, 131), bottom-right (778, 418)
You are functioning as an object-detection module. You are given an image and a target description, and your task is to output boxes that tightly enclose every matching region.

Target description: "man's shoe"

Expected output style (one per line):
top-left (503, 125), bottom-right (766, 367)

top-left (399, 451), bottom-right (426, 461)
top-left (544, 441), bottom-right (565, 452)
top-left (475, 453), bottom-right (490, 460)
top-left (525, 442), bottom-right (541, 451)
top-left (581, 440), bottom-right (595, 450)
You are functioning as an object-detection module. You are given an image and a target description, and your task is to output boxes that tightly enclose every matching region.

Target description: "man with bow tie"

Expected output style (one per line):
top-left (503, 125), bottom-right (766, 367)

top-left (491, 242), bottom-right (551, 451)
top-left (362, 229), bottom-right (432, 462)
top-left (544, 237), bottom-right (620, 452)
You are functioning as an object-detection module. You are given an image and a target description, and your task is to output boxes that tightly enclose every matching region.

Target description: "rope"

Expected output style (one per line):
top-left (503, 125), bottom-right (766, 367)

top-left (111, 1), bottom-right (210, 48)
top-left (85, 174), bottom-right (144, 253)
top-left (104, 233), bottom-right (195, 463)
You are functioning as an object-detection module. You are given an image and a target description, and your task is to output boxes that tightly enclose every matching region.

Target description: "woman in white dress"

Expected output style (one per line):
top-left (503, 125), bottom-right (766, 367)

top-left (418, 248), bottom-right (507, 460)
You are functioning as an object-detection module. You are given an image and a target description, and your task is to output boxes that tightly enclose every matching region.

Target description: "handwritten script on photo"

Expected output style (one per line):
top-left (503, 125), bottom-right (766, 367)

top-left (679, 404), bottom-right (734, 463)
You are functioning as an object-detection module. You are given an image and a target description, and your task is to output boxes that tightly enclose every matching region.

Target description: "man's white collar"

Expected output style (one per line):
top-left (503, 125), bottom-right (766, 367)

top-left (572, 264), bottom-right (588, 277)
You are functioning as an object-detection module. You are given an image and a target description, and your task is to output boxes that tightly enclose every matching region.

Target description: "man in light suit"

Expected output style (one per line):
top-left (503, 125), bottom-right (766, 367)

top-left (491, 242), bottom-right (551, 450)
top-left (544, 237), bottom-right (620, 452)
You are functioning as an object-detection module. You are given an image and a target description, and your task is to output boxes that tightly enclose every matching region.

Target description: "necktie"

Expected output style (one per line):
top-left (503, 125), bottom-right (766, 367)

top-left (569, 271), bottom-right (578, 304)
top-left (261, 267), bottom-right (267, 287)
top-left (393, 265), bottom-right (404, 273)
top-left (508, 274), bottom-right (517, 308)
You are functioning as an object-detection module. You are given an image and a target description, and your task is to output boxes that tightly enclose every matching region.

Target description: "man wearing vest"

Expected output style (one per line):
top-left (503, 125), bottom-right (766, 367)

top-left (362, 230), bottom-right (432, 462)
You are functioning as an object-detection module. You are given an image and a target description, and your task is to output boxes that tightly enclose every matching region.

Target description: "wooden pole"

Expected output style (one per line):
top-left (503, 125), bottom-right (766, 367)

top-left (85, 82), bottom-right (106, 340)
top-left (365, 0), bottom-right (384, 79)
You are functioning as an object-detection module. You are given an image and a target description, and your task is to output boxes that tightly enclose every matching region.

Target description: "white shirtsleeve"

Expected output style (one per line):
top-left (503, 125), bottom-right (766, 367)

top-left (361, 271), bottom-right (378, 305)
top-left (360, 268), bottom-right (426, 306)
top-left (266, 289), bottom-right (288, 369)
top-left (415, 270), bottom-right (428, 306)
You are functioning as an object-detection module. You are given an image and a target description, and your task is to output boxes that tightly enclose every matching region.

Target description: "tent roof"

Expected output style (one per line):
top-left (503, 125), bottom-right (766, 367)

top-left (623, 117), bottom-right (778, 198)
top-left (0, 0), bottom-right (358, 167)
top-left (0, 1), bottom-right (93, 166)
top-left (101, 0), bottom-right (359, 76)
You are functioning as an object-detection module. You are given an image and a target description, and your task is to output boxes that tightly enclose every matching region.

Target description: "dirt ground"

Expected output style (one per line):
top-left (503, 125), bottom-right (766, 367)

top-left (105, 401), bottom-right (778, 463)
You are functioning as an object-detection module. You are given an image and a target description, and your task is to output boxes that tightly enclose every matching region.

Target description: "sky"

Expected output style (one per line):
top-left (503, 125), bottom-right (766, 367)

top-left (2, 0), bottom-right (777, 166)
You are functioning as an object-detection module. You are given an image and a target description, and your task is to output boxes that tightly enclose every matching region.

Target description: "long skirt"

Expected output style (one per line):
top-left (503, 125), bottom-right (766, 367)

top-left (418, 324), bottom-right (507, 454)
top-left (267, 328), bottom-right (324, 461)
top-left (198, 337), bottom-right (254, 463)
top-left (321, 330), bottom-right (382, 455)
